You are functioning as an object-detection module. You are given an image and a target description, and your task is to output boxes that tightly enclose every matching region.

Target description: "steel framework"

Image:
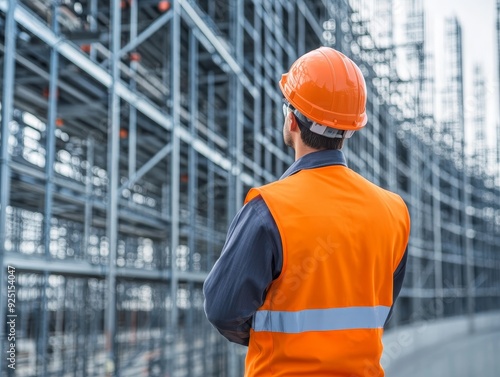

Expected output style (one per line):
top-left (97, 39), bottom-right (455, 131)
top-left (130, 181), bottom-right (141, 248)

top-left (0, 0), bottom-right (499, 376)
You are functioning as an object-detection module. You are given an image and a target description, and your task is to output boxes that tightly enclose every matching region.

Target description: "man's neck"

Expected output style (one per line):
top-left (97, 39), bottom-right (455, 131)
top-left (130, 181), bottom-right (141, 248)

top-left (294, 145), bottom-right (325, 161)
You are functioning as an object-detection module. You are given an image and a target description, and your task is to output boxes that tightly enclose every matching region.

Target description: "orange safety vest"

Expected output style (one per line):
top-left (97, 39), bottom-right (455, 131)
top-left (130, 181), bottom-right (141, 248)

top-left (243, 165), bottom-right (410, 377)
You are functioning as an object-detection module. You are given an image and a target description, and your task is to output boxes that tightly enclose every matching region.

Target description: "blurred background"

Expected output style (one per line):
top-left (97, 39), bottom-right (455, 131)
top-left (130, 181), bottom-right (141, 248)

top-left (0, 0), bottom-right (499, 376)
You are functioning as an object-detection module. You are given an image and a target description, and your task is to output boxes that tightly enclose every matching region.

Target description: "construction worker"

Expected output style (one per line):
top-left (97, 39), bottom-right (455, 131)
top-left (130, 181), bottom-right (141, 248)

top-left (204, 47), bottom-right (410, 376)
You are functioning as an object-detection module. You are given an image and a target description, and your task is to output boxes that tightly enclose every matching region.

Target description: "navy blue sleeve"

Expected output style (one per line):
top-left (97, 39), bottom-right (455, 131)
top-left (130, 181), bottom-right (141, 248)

top-left (385, 248), bottom-right (408, 327)
top-left (203, 196), bottom-right (282, 346)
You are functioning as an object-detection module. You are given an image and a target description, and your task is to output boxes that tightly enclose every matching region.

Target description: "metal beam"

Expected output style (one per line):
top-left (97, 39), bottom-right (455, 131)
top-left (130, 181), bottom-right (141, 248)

top-left (39, 3), bottom-right (60, 373)
top-left (104, 1), bottom-right (120, 374)
top-left (0, 0), bottom-right (16, 373)
top-left (128, 0), bottom-right (138, 179)
top-left (57, 102), bottom-right (106, 118)
top-left (1, 255), bottom-right (183, 281)
top-left (83, 136), bottom-right (94, 265)
top-left (169, 2), bottom-right (181, 376)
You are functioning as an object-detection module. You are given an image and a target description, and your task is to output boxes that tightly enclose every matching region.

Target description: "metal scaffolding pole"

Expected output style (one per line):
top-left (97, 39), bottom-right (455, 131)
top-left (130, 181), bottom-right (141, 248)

top-left (207, 70), bottom-right (216, 285)
top-left (432, 151), bottom-right (444, 318)
top-left (464, 170), bottom-right (475, 332)
top-left (104, 0), bottom-right (121, 374)
top-left (187, 28), bottom-right (198, 376)
top-left (471, 64), bottom-right (487, 174)
top-left (227, 1), bottom-right (245, 372)
top-left (128, 0), bottom-right (138, 178)
top-left (38, 3), bottom-right (61, 374)
top-left (497, 0), bottom-right (500, 114)
top-left (170, 1), bottom-right (181, 375)
top-left (83, 136), bottom-right (94, 258)
top-left (0, 0), bottom-right (16, 373)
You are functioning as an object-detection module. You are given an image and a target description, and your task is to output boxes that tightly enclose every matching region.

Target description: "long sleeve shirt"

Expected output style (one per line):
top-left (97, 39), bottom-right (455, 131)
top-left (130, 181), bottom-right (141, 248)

top-left (203, 149), bottom-right (408, 346)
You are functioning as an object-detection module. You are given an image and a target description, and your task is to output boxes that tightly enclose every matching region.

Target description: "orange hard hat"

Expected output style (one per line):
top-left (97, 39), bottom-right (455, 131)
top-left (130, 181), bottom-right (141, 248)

top-left (279, 47), bottom-right (367, 132)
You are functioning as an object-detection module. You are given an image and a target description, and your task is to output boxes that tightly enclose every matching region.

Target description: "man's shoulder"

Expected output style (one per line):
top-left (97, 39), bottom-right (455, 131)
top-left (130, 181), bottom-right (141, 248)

top-left (347, 168), bottom-right (406, 201)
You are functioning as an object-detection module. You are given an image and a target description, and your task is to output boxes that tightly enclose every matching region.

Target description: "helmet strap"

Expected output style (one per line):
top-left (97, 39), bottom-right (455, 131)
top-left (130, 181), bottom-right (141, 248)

top-left (288, 101), bottom-right (356, 139)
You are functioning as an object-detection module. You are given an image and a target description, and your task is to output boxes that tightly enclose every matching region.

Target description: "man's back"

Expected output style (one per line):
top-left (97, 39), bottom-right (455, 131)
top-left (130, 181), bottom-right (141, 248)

top-left (244, 164), bottom-right (410, 376)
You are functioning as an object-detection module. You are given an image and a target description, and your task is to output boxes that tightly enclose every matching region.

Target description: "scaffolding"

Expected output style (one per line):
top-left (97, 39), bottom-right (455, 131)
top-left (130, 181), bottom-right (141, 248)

top-left (0, 0), bottom-right (499, 376)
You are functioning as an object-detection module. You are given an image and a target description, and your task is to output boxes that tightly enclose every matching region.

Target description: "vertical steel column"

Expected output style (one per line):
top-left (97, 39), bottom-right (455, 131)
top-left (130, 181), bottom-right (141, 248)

top-left (44, 7), bottom-right (59, 246)
top-left (297, 2), bottom-right (305, 55)
top-left (79, 282), bottom-right (88, 376)
top-left (471, 65), bottom-right (486, 173)
top-left (497, 0), bottom-right (500, 134)
top-left (334, 1), bottom-right (343, 53)
top-left (287, 0), bottom-right (295, 64)
top-left (206, 71), bottom-right (218, 373)
top-left (386, 114), bottom-right (397, 191)
top-left (408, 0), bottom-right (426, 309)
top-left (432, 151), bottom-right (444, 318)
top-left (409, 138), bottom-right (422, 316)
top-left (187, 28), bottom-right (198, 376)
top-left (54, 279), bottom-right (65, 374)
top-left (253, 0), bottom-right (262, 179)
top-left (128, 0), bottom-right (138, 177)
top-left (463, 164), bottom-right (475, 331)
top-left (275, 3), bottom-right (285, 175)
top-left (371, 93), bottom-right (381, 187)
top-left (105, 0), bottom-right (121, 374)
top-left (38, 3), bottom-right (60, 375)
top-left (83, 136), bottom-right (94, 258)
top-left (262, 2), bottom-right (272, 176)
top-left (234, 0), bottom-right (244, 207)
top-left (227, 1), bottom-right (245, 372)
top-left (227, 107), bottom-right (237, 218)
top-left (497, 121), bottom-right (500, 184)
top-left (88, 0), bottom-right (98, 61)
top-left (207, 72), bottom-right (215, 273)
top-left (159, 26), bottom-right (172, 368)
top-left (169, 0), bottom-right (181, 375)
top-left (0, 0), bottom-right (16, 373)
top-left (263, 89), bottom-right (272, 174)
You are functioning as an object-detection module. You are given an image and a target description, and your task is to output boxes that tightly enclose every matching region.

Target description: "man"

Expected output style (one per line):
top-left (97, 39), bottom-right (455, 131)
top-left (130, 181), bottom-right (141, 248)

top-left (204, 47), bottom-right (410, 376)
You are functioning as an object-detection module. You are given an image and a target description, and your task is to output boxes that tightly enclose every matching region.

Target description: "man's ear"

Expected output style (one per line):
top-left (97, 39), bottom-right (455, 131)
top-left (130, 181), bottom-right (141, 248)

top-left (289, 114), bottom-right (300, 132)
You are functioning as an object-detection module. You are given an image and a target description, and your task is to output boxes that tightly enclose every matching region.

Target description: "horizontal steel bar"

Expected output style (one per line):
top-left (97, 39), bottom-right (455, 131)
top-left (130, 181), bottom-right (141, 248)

top-left (3, 254), bottom-right (208, 282)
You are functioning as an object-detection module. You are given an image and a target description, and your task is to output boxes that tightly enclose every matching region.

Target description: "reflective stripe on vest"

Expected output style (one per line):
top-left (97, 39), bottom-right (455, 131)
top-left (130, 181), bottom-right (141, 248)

top-left (253, 306), bottom-right (390, 333)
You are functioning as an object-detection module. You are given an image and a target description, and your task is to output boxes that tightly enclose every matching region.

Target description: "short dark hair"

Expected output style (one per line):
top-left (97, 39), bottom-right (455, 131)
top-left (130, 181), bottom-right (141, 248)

top-left (295, 117), bottom-right (345, 150)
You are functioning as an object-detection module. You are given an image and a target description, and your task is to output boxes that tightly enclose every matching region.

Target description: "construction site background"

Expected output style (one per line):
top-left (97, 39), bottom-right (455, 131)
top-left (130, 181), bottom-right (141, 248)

top-left (0, 0), bottom-right (499, 376)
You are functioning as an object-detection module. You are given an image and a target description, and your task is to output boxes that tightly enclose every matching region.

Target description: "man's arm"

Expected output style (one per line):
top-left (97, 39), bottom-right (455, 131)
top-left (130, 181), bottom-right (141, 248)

top-left (203, 197), bottom-right (282, 346)
top-left (385, 248), bottom-right (408, 326)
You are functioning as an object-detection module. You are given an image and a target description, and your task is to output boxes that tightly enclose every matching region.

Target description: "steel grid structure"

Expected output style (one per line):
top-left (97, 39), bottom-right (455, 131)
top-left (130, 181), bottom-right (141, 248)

top-left (0, 0), bottom-right (499, 376)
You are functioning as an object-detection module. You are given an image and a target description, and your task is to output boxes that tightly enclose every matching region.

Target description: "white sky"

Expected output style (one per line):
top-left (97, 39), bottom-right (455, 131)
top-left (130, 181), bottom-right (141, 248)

top-left (423, 0), bottom-right (498, 149)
